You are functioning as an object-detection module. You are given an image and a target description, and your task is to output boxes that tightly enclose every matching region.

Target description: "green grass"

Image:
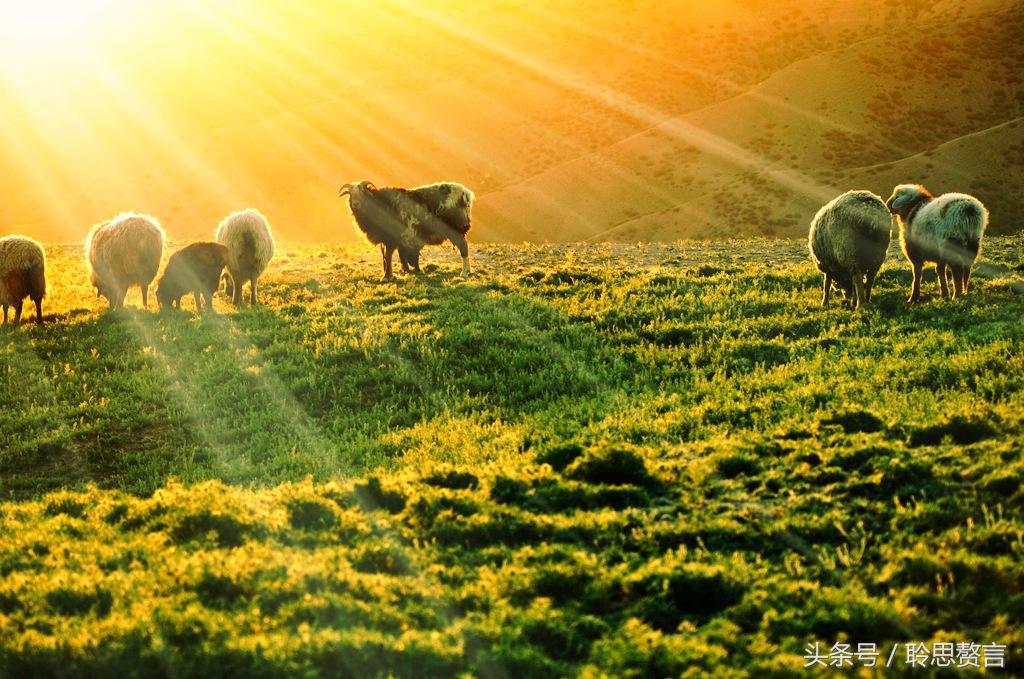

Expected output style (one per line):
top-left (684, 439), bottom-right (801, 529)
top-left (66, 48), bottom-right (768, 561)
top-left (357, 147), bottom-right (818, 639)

top-left (1, 239), bottom-right (1023, 676)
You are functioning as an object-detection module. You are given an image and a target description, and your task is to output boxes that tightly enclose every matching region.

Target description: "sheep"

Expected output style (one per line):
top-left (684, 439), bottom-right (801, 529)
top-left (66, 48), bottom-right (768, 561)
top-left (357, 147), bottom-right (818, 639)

top-left (156, 242), bottom-right (230, 313)
top-left (808, 190), bottom-right (892, 308)
top-left (214, 208), bottom-right (275, 305)
top-left (338, 181), bottom-right (474, 280)
top-left (885, 184), bottom-right (989, 303)
top-left (85, 213), bottom-right (164, 309)
top-left (0, 235), bottom-right (46, 326)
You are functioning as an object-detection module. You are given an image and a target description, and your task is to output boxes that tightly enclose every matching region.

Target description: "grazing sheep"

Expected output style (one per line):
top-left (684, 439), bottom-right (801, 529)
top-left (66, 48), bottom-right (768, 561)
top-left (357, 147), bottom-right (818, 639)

top-left (215, 208), bottom-right (275, 305)
top-left (85, 213), bottom-right (164, 309)
top-left (338, 181), bottom-right (474, 279)
top-left (808, 190), bottom-right (892, 308)
top-left (156, 242), bottom-right (230, 313)
top-left (885, 184), bottom-right (989, 303)
top-left (0, 235), bottom-right (46, 326)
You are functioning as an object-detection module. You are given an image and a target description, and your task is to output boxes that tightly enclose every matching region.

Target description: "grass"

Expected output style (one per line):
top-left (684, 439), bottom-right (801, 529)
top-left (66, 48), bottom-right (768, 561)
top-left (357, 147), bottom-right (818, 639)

top-left (1, 238), bottom-right (1023, 676)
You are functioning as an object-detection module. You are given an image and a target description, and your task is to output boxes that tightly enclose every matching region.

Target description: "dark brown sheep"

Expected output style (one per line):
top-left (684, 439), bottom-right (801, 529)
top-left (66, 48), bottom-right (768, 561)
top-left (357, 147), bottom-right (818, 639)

top-left (156, 242), bottom-right (229, 313)
top-left (338, 181), bottom-right (474, 279)
top-left (0, 235), bottom-right (46, 326)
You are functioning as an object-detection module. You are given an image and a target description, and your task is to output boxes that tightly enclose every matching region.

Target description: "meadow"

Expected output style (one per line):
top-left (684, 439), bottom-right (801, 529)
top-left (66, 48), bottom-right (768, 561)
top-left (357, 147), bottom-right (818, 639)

top-left (1, 238), bottom-right (1023, 677)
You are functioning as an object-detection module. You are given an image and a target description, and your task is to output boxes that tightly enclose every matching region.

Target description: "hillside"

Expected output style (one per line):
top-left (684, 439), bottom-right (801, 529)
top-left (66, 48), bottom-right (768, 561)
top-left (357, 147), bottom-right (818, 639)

top-left (1, 240), bottom-right (1023, 675)
top-left (1, 0), bottom-right (1022, 242)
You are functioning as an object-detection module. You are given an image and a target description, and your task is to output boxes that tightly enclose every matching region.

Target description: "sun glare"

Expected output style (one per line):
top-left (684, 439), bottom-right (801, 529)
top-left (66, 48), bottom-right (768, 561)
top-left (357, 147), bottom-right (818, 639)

top-left (0, 0), bottom-right (127, 60)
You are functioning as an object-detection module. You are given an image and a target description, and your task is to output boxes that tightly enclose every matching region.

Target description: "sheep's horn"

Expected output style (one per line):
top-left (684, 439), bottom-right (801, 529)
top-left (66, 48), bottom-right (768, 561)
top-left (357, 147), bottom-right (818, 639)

top-left (338, 183), bottom-right (354, 197)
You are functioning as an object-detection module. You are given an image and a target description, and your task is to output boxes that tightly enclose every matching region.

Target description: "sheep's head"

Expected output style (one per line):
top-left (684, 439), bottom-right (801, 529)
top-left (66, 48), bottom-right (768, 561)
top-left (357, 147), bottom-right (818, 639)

top-left (886, 184), bottom-right (932, 218)
top-left (338, 181), bottom-right (377, 208)
top-left (155, 280), bottom-right (174, 310)
top-left (90, 271), bottom-right (110, 302)
top-left (220, 272), bottom-right (234, 298)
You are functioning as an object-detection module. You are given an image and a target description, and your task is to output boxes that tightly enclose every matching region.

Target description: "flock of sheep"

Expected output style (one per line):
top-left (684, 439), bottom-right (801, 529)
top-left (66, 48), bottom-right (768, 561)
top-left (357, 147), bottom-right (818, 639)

top-left (0, 208), bottom-right (275, 325)
top-left (0, 180), bottom-right (476, 325)
top-left (0, 178), bottom-right (993, 327)
top-left (810, 184), bottom-right (989, 308)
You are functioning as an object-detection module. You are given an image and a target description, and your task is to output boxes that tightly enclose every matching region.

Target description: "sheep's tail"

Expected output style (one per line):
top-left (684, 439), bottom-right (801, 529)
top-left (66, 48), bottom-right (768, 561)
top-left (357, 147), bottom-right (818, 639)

top-left (239, 230), bottom-right (259, 273)
top-left (942, 200), bottom-right (987, 238)
top-left (941, 199), bottom-right (987, 264)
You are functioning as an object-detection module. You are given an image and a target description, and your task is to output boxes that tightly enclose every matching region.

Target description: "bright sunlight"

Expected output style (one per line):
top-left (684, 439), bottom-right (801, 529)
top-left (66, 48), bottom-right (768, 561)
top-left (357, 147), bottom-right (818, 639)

top-left (0, 0), bottom-right (134, 57)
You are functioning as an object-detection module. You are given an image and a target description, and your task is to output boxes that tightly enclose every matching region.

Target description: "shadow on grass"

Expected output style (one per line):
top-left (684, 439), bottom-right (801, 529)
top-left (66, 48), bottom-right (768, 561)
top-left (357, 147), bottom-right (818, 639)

top-left (0, 279), bottom-right (632, 497)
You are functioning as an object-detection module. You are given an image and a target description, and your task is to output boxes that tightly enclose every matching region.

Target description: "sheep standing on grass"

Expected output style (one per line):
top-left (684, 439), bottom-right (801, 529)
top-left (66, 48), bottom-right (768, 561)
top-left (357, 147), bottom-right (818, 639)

top-left (156, 242), bottom-right (230, 313)
top-left (86, 213), bottom-right (164, 310)
top-left (215, 209), bottom-right (275, 305)
top-left (0, 235), bottom-right (46, 326)
top-left (338, 181), bottom-right (474, 280)
top-left (808, 190), bottom-right (892, 308)
top-left (886, 184), bottom-right (989, 303)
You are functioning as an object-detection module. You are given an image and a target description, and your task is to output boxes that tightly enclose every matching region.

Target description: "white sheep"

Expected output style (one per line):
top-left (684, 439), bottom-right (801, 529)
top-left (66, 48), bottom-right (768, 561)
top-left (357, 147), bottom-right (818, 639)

top-left (808, 190), bottom-right (892, 308)
top-left (214, 208), bottom-right (275, 305)
top-left (885, 184), bottom-right (988, 302)
top-left (0, 235), bottom-right (46, 326)
top-left (85, 213), bottom-right (165, 310)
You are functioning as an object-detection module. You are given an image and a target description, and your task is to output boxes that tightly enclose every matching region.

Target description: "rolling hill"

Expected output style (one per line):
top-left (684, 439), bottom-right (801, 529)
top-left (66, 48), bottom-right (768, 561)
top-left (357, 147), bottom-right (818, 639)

top-left (0, 0), bottom-right (1021, 242)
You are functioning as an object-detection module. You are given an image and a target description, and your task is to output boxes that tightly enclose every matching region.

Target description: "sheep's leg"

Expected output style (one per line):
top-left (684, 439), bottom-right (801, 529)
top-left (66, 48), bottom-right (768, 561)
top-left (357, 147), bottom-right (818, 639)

top-left (204, 292), bottom-right (216, 314)
top-left (398, 249), bottom-right (412, 274)
top-left (34, 298), bottom-right (43, 326)
top-left (141, 284), bottom-right (150, 309)
top-left (853, 277), bottom-right (867, 309)
top-left (193, 290), bottom-right (203, 312)
top-left (963, 266), bottom-right (972, 294)
top-left (865, 270), bottom-right (877, 303)
top-left (382, 245), bottom-right (396, 280)
top-left (908, 260), bottom-right (922, 304)
top-left (450, 234), bottom-right (470, 277)
top-left (936, 263), bottom-right (950, 300)
top-left (821, 274), bottom-right (832, 307)
top-left (13, 300), bottom-right (23, 325)
top-left (951, 265), bottom-right (965, 298)
top-left (230, 272), bottom-right (242, 305)
top-left (250, 278), bottom-right (258, 305)
top-left (2, 304), bottom-right (7, 324)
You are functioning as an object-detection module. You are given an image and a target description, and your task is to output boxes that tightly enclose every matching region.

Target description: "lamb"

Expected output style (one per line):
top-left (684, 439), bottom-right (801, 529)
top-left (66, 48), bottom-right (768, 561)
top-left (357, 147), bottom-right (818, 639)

top-left (808, 190), bottom-right (892, 308)
top-left (338, 181), bottom-right (474, 279)
top-left (85, 213), bottom-right (164, 309)
top-left (156, 242), bottom-right (230, 313)
top-left (0, 235), bottom-right (46, 326)
top-left (214, 208), bottom-right (275, 305)
top-left (885, 184), bottom-right (989, 303)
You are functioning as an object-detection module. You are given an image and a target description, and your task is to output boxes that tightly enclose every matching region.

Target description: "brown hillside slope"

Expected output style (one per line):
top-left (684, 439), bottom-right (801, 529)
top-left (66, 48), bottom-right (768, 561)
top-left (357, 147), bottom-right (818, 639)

top-left (477, 0), bottom-right (1024, 241)
top-left (0, 0), bottom-right (1019, 242)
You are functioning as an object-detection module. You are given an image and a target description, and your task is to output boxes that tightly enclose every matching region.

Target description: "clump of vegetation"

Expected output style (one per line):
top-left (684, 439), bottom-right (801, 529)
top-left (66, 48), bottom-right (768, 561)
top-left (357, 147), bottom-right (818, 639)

top-left (535, 443), bottom-right (585, 472)
top-left (563, 445), bottom-right (658, 488)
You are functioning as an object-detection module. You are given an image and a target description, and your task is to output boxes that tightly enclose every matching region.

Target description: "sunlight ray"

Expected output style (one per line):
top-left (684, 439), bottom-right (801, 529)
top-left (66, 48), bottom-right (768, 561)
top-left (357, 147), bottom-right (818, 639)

top-left (386, 0), bottom-right (839, 206)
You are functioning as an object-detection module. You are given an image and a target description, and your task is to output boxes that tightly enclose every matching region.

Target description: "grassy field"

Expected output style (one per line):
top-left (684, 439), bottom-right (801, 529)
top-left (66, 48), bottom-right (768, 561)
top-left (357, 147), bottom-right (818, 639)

top-left (1, 239), bottom-right (1023, 677)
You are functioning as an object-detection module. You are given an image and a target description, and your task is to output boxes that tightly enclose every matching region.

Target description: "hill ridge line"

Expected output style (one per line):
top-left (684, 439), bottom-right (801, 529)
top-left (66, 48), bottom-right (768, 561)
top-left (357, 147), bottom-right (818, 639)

top-left (842, 115), bottom-right (1024, 176)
